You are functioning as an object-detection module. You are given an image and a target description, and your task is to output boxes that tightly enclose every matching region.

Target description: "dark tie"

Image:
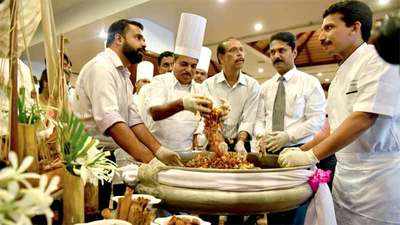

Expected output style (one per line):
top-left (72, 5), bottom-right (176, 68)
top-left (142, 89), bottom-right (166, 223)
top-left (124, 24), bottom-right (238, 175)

top-left (272, 76), bottom-right (285, 131)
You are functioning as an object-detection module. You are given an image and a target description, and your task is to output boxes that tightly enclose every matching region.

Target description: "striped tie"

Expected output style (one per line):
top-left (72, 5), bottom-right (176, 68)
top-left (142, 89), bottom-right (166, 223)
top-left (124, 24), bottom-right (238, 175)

top-left (272, 76), bottom-right (285, 131)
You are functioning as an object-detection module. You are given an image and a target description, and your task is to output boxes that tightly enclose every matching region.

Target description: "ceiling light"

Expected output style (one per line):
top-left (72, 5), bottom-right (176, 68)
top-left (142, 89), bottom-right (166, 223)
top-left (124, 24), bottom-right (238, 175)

top-left (258, 67), bottom-right (264, 73)
top-left (324, 78), bottom-right (330, 82)
top-left (378, 0), bottom-right (390, 5)
top-left (99, 29), bottom-right (107, 39)
top-left (217, 0), bottom-right (226, 3)
top-left (317, 73), bottom-right (322, 77)
top-left (254, 22), bottom-right (263, 31)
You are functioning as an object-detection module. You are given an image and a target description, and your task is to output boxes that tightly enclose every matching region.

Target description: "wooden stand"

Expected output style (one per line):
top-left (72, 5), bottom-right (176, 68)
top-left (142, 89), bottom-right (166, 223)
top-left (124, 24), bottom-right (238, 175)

top-left (62, 166), bottom-right (84, 225)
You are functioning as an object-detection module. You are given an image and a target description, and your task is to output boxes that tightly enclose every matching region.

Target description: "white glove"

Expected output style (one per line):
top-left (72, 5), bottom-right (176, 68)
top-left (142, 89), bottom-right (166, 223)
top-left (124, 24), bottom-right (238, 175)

top-left (218, 98), bottom-right (231, 121)
top-left (255, 134), bottom-right (268, 156)
top-left (182, 95), bottom-right (212, 114)
top-left (265, 131), bottom-right (290, 153)
top-left (155, 146), bottom-right (183, 166)
top-left (278, 148), bottom-right (319, 167)
top-left (234, 140), bottom-right (247, 154)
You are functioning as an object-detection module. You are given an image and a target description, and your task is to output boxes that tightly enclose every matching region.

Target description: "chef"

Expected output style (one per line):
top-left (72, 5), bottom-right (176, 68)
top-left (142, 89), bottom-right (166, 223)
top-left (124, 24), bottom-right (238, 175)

top-left (146, 13), bottom-right (213, 151)
top-left (193, 47), bottom-right (212, 84)
top-left (133, 60), bottom-right (153, 105)
top-left (278, 1), bottom-right (400, 224)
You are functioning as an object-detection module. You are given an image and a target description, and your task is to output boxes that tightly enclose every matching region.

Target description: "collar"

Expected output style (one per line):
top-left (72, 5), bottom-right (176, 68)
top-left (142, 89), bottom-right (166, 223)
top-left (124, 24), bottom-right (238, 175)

top-left (272, 67), bottom-right (297, 82)
top-left (216, 71), bottom-right (248, 86)
top-left (170, 72), bottom-right (194, 89)
top-left (105, 48), bottom-right (125, 70)
top-left (338, 42), bottom-right (368, 69)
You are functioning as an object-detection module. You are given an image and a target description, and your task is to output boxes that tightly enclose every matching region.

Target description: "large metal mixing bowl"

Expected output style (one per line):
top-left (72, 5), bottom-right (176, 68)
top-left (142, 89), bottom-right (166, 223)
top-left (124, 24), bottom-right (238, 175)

top-left (136, 151), bottom-right (313, 215)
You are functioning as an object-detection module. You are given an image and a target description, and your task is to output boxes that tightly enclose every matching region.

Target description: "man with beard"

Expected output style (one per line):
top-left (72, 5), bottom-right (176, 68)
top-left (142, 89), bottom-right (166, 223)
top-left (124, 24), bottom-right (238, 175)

top-left (73, 19), bottom-right (182, 210)
top-left (278, 1), bottom-right (400, 224)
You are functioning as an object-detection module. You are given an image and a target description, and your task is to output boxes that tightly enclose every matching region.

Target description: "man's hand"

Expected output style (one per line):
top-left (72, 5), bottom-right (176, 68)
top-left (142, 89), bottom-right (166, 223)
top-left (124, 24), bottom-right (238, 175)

top-left (155, 146), bottom-right (184, 166)
top-left (218, 98), bottom-right (231, 121)
top-left (265, 131), bottom-right (290, 153)
top-left (234, 140), bottom-right (247, 154)
top-left (278, 148), bottom-right (319, 167)
top-left (182, 95), bottom-right (212, 114)
top-left (256, 134), bottom-right (268, 156)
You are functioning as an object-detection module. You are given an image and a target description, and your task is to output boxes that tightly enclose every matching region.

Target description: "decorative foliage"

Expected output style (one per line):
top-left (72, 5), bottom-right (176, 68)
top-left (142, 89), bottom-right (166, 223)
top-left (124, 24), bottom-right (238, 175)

top-left (55, 109), bottom-right (117, 185)
top-left (17, 87), bottom-right (43, 124)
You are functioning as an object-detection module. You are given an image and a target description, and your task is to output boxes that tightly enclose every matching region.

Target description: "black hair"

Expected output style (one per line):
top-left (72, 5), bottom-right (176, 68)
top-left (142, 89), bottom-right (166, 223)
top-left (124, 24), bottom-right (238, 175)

top-left (39, 69), bottom-right (48, 94)
top-left (323, 0), bottom-right (373, 42)
top-left (157, 51), bottom-right (174, 65)
top-left (269, 32), bottom-right (296, 50)
top-left (216, 37), bottom-right (237, 64)
top-left (105, 19), bottom-right (144, 47)
top-left (63, 53), bottom-right (72, 67)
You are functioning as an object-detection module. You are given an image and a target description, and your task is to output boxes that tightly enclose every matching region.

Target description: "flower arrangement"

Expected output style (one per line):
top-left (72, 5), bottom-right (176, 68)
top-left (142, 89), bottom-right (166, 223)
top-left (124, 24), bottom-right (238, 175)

top-left (17, 87), bottom-right (43, 125)
top-left (0, 151), bottom-right (59, 225)
top-left (55, 109), bottom-right (117, 185)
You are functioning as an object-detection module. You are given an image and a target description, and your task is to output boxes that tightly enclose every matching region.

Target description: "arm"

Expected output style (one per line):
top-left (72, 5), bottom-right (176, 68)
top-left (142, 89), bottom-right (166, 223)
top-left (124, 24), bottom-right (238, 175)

top-left (107, 122), bottom-right (154, 163)
top-left (286, 82), bottom-right (326, 143)
top-left (300, 119), bottom-right (330, 151)
top-left (254, 87), bottom-right (267, 138)
top-left (312, 111), bottom-right (377, 159)
top-left (149, 99), bottom-right (184, 121)
top-left (130, 123), bottom-right (161, 154)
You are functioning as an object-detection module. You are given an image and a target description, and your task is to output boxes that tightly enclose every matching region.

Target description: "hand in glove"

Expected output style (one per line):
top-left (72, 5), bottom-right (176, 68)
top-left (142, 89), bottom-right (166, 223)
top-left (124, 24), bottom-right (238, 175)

top-left (234, 140), bottom-right (247, 154)
top-left (182, 95), bottom-right (212, 114)
top-left (155, 146), bottom-right (183, 166)
top-left (265, 131), bottom-right (290, 153)
top-left (255, 134), bottom-right (269, 157)
top-left (278, 148), bottom-right (319, 167)
top-left (218, 98), bottom-right (231, 121)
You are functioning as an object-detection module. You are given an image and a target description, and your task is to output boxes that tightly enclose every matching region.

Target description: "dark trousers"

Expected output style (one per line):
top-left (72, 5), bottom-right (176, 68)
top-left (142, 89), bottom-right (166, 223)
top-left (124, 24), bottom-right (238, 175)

top-left (98, 150), bottom-right (116, 210)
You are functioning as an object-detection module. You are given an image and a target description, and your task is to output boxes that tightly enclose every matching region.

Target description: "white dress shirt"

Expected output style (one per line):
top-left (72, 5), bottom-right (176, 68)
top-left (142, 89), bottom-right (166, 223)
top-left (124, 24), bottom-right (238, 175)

top-left (146, 72), bottom-right (206, 151)
top-left (203, 71), bottom-right (261, 140)
top-left (327, 43), bottom-right (400, 224)
top-left (254, 67), bottom-right (326, 146)
top-left (72, 48), bottom-right (143, 149)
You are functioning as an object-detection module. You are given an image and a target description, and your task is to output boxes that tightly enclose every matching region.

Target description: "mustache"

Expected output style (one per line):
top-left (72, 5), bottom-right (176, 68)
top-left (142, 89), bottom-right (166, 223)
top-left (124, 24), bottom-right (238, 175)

top-left (320, 40), bottom-right (332, 46)
top-left (273, 59), bottom-right (284, 65)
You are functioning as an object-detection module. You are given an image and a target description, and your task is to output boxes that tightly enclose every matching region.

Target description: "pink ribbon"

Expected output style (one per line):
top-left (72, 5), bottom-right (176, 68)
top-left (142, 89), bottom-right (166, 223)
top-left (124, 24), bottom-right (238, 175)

top-left (308, 169), bottom-right (332, 193)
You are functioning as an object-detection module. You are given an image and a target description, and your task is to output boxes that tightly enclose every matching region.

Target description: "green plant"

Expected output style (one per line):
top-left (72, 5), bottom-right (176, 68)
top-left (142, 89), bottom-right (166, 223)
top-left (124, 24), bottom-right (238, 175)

top-left (55, 109), bottom-right (117, 185)
top-left (17, 87), bottom-right (43, 124)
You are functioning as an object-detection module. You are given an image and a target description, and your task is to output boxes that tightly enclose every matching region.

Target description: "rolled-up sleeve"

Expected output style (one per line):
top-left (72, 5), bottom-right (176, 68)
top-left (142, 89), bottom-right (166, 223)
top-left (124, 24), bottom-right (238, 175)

top-left (128, 103), bottom-right (143, 127)
top-left (353, 55), bottom-right (399, 117)
top-left (239, 82), bottom-right (261, 137)
top-left (85, 65), bottom-right (125, 134)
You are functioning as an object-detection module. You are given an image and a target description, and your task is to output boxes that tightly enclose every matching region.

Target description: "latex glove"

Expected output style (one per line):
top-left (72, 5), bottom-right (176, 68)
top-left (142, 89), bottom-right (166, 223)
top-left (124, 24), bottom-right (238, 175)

top-left (155, 146), bottom-right (183, 166)
top-left (255, 134), bottom-right (268, 156)
top-left (193, 134), bottom-right (208, 150)
top-left (218, 98), bottom-right (231, 121)
top-left (182, 95), bottom-right (212, 114)
top-left (278, 148), bottom-right (319, 167)
top-left (234, 140), bottom-right (247, 154)
top-left (265, 131), bottom-right (290, 153)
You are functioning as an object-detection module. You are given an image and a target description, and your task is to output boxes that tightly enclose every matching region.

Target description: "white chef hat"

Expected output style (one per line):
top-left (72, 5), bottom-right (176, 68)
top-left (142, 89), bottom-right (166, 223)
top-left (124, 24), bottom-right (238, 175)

top-left (174, 13), bottom-right (207, 60)
top-left (196, 47), bottom-right (212, 72)
top-left (136, 61), bottom-right (154, 81)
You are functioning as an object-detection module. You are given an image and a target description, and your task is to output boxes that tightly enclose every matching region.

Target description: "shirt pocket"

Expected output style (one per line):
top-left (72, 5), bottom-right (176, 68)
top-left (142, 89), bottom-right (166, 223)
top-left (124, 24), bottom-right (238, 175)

top-left (344, 83), bottom-right (359, 112)
top-left (287, 93), bottom-right (305, 118)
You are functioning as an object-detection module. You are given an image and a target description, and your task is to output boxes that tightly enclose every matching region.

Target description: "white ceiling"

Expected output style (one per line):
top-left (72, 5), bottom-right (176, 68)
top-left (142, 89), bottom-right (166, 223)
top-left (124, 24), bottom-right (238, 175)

top-left (25, 0), bottom-right (400, 82)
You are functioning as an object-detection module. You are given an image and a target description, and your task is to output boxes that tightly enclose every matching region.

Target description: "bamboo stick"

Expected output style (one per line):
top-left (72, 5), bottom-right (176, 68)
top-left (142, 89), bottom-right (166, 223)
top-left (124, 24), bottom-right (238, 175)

top-left (9, 0), bottom-right (18, 154)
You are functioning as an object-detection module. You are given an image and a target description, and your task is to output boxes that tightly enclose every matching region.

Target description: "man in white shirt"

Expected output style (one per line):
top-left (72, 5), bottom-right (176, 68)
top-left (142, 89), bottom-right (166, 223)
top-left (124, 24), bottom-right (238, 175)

top-left (146, 54), bottom-right (212, 151)
top-left (255, 32), bottom-right (326, 153)
top-left (73, 19), bottom-right (182, 209)
top-left (278, 1), bottom-right (400, 224)
top-left (157, 51), bottom-right (174, 74)
top-left (204, 38), bottom-right (261, 153)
